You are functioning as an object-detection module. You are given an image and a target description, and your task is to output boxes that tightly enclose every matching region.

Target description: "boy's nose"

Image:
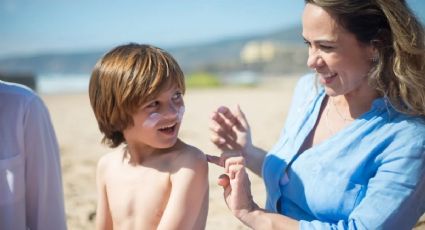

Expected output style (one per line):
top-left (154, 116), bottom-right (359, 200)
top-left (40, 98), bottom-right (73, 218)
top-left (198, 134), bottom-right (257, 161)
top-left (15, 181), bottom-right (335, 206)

top-left (162, 104), bottom-right (179, 119)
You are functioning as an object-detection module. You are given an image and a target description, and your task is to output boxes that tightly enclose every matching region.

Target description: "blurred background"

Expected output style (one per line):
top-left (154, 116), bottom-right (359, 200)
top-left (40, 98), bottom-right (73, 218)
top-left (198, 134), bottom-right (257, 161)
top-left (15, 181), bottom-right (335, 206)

top-left (1, 0), bottom-right (423, 92)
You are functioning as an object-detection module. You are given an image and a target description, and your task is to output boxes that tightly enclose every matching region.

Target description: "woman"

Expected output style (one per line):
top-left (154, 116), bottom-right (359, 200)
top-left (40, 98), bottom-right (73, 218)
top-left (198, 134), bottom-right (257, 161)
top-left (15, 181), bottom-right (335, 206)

top-left (208, 0), bottom-right (425, 229)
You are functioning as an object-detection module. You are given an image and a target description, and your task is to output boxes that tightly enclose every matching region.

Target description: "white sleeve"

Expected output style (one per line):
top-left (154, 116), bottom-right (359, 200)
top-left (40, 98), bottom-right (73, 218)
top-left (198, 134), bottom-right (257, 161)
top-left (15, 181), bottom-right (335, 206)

top-left (24, 96), bottom-right (67, 230)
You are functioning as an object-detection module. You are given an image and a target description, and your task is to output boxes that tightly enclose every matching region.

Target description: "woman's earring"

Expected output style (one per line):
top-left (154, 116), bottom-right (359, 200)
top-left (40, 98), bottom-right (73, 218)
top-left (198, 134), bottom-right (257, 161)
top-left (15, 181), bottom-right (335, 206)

top-left (371, 55), bottom-right (379, 63)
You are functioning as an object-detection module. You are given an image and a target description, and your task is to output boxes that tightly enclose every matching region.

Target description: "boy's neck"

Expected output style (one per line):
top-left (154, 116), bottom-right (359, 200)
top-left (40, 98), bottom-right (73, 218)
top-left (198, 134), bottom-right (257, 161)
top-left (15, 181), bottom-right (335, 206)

top-left (124, 139), bottom-right (182, 165)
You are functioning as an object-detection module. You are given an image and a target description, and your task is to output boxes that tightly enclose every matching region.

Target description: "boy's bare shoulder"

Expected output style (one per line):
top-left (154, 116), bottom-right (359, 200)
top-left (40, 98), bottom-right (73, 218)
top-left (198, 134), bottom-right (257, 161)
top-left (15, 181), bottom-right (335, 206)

top-left (177, 142), bottom-right (206, 160)
top-left (171, 141), bottom-right (207, 170)
top-left (97, 148), bottom-right (125, 172)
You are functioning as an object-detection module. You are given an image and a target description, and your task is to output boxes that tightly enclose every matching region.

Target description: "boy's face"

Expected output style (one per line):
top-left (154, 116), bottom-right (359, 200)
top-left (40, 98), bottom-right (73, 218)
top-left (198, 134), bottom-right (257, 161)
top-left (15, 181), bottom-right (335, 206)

top-left (123, 84), bottom-right (185, 150)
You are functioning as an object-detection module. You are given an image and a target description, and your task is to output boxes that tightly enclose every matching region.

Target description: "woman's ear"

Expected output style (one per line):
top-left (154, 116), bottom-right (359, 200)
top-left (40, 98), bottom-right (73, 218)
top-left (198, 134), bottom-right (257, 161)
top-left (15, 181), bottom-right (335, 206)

top-left (368, 39), bottom-right (380, 63)
top-left (370, 52), bottom-right (379, 63)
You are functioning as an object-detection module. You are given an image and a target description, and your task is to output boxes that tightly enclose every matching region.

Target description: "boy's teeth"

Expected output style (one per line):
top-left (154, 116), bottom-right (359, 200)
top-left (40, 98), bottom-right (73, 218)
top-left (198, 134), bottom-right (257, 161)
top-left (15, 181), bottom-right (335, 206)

top-left (160, 123), bottom-right (175, 129)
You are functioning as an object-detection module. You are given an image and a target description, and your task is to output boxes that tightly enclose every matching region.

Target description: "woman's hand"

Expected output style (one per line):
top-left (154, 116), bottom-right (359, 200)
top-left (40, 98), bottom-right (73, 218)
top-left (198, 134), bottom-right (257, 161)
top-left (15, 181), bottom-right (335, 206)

top-left (209, 105), bottom-right (252, 161)
top-left (208, 105), bottom-right (265, 176)
top-left (209, 155), bottom-right (299, 230)
top-left (216, 156), bottom-right (257, 218)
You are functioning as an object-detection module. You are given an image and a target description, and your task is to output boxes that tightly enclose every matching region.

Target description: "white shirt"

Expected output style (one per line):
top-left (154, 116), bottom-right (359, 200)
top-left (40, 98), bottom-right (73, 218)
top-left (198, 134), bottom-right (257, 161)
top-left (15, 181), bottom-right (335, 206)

top-left (0, 81), bottom-right (67, 230)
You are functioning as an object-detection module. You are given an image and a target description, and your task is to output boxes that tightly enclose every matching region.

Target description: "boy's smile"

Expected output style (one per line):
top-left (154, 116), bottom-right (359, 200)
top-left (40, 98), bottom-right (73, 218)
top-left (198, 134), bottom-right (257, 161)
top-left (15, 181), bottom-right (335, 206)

top-left (157, 106), bottom-right (185, 136)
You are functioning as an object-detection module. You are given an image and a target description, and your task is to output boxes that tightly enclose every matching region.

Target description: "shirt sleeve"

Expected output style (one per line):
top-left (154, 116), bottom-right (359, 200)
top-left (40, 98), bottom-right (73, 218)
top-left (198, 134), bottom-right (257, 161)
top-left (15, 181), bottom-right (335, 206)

top-left (299, 135), bottom-right (425, 230)
top-left (23, 96), bottom-right (67, 230)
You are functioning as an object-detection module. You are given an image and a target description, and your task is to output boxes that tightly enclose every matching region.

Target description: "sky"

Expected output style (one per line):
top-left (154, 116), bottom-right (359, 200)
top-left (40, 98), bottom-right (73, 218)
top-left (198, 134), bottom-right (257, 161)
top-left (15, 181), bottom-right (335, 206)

top-left (1, 0), bottom-right (424, 58)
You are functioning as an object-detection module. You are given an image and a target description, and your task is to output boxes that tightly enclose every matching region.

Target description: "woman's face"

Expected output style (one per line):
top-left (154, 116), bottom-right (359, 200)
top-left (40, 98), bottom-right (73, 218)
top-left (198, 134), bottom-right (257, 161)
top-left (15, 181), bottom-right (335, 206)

top-left (302, 3), bottom-right (376, 97)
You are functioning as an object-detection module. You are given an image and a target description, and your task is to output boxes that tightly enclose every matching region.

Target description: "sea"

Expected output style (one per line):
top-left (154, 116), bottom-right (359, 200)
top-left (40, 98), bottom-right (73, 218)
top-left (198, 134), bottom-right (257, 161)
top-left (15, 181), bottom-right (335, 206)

top-left (37, 74), bottom-right (90, 94)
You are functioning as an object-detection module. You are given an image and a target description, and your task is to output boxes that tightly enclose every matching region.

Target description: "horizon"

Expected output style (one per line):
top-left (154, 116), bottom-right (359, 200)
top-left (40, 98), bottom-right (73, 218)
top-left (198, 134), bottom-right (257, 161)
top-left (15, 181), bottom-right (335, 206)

top-left (0, 24), bottom-right (302, 60)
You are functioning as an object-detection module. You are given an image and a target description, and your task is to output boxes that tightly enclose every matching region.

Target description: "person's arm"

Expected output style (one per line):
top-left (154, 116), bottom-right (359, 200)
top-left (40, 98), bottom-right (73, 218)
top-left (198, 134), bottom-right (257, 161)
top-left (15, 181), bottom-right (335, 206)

top-left (244, 145), bottom-right (267, 177)
top-left (95, 157), bottom-right (113, 230)
top-left (219, 143), bottom-right (425, 230)
top-left (223, 141), bottom-right (425, 230)
top-left (24, 96), bottom-right (67, 230)
top-left (209, 105), bottom-right (266, 176)
top-left (157, 149), bottom-right (209, 230)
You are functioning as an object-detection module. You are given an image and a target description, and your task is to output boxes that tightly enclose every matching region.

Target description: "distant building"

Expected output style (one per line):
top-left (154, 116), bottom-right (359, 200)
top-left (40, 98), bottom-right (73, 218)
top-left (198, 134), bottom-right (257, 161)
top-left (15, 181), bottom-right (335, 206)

top-left (240, 41), bottom-right (278, 64)
top-left (239, 40), bottom-right (309, 74)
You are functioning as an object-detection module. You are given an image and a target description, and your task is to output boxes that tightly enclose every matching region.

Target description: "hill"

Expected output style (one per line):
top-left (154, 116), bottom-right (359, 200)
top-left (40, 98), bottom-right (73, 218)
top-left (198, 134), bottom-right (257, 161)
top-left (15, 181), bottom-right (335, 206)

top-left (0, 25), bottom-right (308, 76)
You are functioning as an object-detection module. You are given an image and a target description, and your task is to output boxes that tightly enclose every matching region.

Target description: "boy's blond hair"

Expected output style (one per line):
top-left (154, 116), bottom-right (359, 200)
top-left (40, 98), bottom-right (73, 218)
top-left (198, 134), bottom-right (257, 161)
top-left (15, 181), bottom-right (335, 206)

top-left (89, 43), bottom-right (185, 147)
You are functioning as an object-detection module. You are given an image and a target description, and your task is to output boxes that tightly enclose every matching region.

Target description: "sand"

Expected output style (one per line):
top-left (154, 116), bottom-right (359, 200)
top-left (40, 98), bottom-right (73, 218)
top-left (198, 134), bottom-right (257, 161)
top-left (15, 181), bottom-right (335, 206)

top-left (41, 75), bottom-right (424, 230)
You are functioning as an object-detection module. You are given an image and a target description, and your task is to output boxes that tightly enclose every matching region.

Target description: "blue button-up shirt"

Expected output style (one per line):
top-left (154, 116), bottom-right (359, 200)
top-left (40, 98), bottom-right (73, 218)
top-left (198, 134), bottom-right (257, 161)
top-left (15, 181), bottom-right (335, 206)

top-left (262, 74), bottom-right (425, 229)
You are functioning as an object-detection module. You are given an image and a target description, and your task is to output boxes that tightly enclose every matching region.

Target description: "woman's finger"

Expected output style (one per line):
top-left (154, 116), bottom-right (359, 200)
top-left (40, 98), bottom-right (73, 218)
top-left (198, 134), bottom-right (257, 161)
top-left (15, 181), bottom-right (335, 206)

top-left (212, 109), bottom-right (235, 132)
top-left (211, 133), bottom-right (240, 153)
top-left (218, 174), bottom-right (230, 187)
top-left (219, 174), bottom-right (232, 204)
top-left (216, 106), bottom-right (239, 131)
top-left (217, 106), bottom-right (238, 124)
top-left (234, 105), bottom-right (249, 131)
top-left (224, 156), bottom-right (245, 174)
top-left (210, 123), bottom-right (237, 145)
top-left (210, 133), bottom-right (226, 146)
top-left (211, 111), bottom-right (238, 147)
top-left (227, 161), bottom-right (244, 179)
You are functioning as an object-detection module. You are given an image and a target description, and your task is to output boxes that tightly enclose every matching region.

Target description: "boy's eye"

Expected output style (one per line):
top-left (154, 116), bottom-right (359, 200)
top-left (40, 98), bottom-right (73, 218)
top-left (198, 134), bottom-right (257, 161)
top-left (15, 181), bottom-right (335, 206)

top-left (147, 101), bottom-right (159, 108)
top-left (172, 92), bottom-right (183, 101)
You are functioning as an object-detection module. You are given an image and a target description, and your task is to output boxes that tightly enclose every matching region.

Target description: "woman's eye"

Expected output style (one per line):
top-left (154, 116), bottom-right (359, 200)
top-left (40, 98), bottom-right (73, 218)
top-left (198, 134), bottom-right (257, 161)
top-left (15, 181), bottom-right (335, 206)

top-left (320, 45), bottom-right (334, 50)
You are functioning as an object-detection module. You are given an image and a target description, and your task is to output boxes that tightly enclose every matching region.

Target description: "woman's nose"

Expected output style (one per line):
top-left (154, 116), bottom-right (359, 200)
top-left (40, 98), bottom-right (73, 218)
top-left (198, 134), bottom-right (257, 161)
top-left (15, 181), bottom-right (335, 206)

top-left (307, 49), bottom-right (324, 69)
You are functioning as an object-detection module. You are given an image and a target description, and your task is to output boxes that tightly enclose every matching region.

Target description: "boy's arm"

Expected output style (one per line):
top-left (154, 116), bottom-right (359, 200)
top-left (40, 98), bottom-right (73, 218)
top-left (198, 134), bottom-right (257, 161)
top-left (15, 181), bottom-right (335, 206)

top-left (157, 150), bottom-right (209, 230)
top-left (96, 157), bottom-right (113, 230)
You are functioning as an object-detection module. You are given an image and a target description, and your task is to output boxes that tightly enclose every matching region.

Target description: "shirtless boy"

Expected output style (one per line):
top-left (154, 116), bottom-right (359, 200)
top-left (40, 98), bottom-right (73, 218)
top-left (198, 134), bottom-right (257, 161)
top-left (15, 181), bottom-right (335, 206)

top-left (89, 43), bottom-right (209, 230)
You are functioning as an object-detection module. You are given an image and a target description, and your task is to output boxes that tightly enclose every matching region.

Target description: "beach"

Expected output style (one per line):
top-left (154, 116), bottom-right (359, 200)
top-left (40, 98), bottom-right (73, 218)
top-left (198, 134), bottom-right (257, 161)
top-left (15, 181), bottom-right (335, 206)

top-left (41, 75), bottom-right (424, 229)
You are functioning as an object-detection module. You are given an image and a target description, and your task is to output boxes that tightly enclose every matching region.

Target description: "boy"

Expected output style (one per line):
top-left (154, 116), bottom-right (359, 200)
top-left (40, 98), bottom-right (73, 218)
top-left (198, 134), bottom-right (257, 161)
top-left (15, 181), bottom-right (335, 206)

top-left (89, 43), bottom-right (208, 230)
